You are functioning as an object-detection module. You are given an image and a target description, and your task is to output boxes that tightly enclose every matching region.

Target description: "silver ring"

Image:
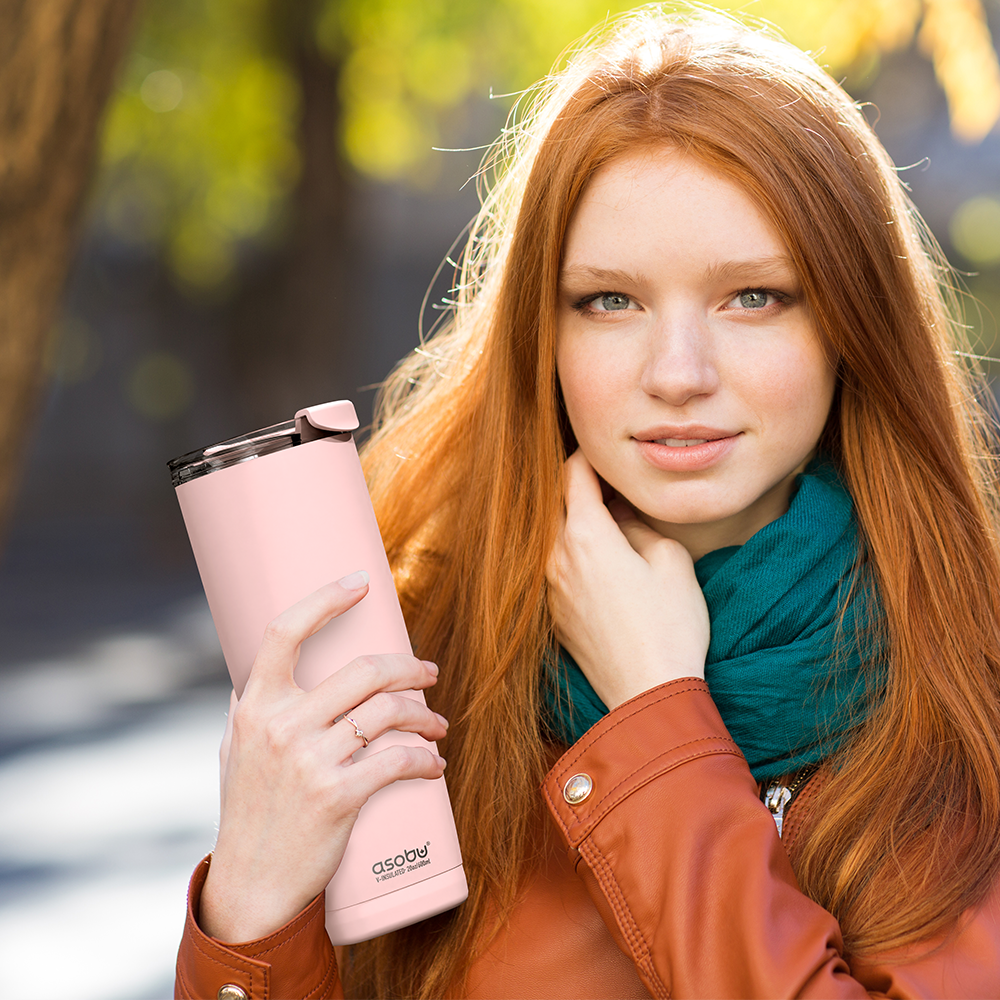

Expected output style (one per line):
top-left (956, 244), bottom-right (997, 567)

top-left (343, 714), bottom-right (369, 748)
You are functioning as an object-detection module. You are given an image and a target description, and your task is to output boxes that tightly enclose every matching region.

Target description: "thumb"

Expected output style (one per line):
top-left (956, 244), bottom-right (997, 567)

top-left (245, 573), bottom-right (370, 699)
top-left (563, 448), bottom-right (606, 518)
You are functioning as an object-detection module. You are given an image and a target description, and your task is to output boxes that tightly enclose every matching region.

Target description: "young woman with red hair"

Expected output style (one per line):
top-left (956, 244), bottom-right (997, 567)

top-left (176, 7), bottom-right (1000, 997)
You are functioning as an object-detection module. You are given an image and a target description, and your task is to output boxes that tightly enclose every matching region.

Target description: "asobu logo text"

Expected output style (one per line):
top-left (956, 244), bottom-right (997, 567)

top-left (372, 843), bottom-right (431, 882)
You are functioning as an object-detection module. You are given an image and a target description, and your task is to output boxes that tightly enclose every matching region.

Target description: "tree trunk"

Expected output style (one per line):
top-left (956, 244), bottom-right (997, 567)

top-left (224, 0), bottom-right (353, 431)
top-left (0, 0), bottom-right (140, 530)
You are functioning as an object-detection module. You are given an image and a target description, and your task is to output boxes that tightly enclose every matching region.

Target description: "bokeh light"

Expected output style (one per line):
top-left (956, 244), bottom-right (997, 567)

top-left (950, 195), bottom-right (1000, 266)
top-left (140, 69), bottom-right (184, 112)
top-left (125, 351), bottom-right (195, 421)
top-left (97, 0), bottom-right (1000, 286)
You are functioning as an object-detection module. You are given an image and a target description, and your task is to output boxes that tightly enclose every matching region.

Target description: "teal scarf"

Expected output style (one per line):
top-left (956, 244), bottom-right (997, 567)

top-left (542, 457), bottom-right (885, 782)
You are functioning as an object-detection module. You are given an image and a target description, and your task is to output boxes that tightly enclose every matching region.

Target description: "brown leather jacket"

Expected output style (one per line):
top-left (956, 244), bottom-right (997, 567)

top-left (175, 679), bottom-right (1000, 998)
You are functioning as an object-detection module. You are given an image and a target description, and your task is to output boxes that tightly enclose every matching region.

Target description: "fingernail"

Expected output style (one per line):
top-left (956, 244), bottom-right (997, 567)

top-left (435, 712), bottom-right (449, 729)
top-left (423, 660), bottom-right (439, 676)
top-left (338, 570), bottom-right (369, 590)
top-left (436, 755), bottom-right (447, 768)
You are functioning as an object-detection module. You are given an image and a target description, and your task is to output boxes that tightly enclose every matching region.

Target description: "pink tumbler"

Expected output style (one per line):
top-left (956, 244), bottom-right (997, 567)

top-left (168, 400), bottom-right (467, 944)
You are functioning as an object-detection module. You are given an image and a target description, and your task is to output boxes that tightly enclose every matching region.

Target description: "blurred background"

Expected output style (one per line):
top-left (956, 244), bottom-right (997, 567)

top-left (0, 1), bottom-right (997, 997)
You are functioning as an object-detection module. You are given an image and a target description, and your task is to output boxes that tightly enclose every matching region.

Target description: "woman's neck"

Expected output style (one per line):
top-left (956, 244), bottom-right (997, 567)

top-left (630, 455), bottom-right (814, 561)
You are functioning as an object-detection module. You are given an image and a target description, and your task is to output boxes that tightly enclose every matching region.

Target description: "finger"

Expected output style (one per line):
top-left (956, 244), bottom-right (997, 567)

top-left (608, 497), bottom-right (660, 550)
top-left (545, 507), bottom-right (567, 585)
top-left (331, 691), bottom-right (449, 755)
top-left (345, 743), bottom-right (447, 806)
top-left (565, 451), bottom-right (640, 547)
top-left (563, 449), bottom-right (607, 520)
top-left (301, 653), bottom-right (440, 729)
top-left (244, 573), bottom-right (371, 698)
top-left (610, 496), bottom-right (694, 569)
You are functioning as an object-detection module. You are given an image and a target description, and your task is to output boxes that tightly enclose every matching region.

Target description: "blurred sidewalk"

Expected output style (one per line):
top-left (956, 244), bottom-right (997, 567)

top-left (0, 588), bottom-right (230, 1000)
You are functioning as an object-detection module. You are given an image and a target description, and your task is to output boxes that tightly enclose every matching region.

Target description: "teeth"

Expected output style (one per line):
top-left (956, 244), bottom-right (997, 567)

top-left (654, 438), bottom-right (709, 447)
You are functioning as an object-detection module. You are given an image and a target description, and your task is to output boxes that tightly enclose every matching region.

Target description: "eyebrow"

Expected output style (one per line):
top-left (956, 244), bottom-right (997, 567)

top-left (559, 255), bottom-right (798, 289)
top-left (559, 265), bottom-right (650, 288)
top-left (703, 254), bottom-right (797, 283)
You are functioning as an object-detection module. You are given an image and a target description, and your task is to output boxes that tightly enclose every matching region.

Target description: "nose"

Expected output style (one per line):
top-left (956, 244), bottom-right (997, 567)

top-left (638, 308), bottom-right (720, 405)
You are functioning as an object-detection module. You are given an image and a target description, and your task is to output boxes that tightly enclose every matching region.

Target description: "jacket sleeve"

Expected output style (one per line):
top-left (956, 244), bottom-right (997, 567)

top-left (174, 856), bottom-right (343, 1000)
top-left (541, 678), bottom-right (1000, 999)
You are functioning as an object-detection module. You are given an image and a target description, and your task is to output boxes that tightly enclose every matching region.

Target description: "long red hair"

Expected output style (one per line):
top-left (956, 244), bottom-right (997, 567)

top-left (345, 8), bottom-right (1000, 996)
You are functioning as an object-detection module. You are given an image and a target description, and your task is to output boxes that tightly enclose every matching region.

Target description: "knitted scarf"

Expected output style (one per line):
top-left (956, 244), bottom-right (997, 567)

top-left (542, 457), bottom-right (885, 782)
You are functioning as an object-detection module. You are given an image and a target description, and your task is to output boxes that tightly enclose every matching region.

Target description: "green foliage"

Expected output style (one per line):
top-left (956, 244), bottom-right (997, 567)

top-left (100, 0), bottom-right (299, 289)
top-left (330, 0), bottom-right (636, 179)
top-left (99, 0), bottom-right (1000, 288)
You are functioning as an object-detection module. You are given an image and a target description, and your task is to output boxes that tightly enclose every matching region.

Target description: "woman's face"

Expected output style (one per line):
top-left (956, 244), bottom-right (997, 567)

top-left (556, 146), bottom-right (837, 558)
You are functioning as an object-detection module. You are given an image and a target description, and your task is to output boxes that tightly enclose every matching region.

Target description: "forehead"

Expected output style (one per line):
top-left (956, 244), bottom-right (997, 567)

top-left (561, 147), bottom-right (789, 269)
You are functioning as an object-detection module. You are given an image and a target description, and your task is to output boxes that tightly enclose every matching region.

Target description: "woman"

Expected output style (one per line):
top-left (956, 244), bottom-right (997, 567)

top-left (176, 6), bottom-right (1000, 998)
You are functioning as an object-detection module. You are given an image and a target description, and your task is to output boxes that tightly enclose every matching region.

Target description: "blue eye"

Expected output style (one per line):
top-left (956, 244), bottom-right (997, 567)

top-left (569, 289), bottom-right (643, 315)
top-left (738, 289), bottom-right (770, 309)
top-left (597, 292), bottom-right (632, 311)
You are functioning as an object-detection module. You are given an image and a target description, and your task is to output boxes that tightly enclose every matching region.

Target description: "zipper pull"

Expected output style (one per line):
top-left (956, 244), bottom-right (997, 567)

top-left (763, 782), bottom-right (793, 837)
top-left (761, 763), bottom-right (821, 838)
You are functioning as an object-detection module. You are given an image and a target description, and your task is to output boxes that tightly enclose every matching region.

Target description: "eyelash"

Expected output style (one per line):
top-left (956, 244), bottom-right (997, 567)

top-left (572, 291), bottom-right (635, 313)
top-left (571, 287), bottom-right (793, 314)
top-left (727, 287), bottom-right (793, 311)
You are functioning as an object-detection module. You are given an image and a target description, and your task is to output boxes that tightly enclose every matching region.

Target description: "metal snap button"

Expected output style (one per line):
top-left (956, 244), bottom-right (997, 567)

top-left (218, 985), bottom-right (249, 1000)
top-left (563, 772), bottom-right (593, 805)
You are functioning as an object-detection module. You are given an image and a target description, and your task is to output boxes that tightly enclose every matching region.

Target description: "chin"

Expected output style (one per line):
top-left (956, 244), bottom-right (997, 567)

top-left (632, 496), bottom-right (742, 527)
top-left (627, 482), bottom-right (745, 519)
top-left (647, 509), bottom-right (742, 530)
top-left (630, 470), bottom-right (803, 545)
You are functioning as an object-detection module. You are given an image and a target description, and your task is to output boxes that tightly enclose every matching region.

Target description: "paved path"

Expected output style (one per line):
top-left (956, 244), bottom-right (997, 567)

top-left (0, 597), bottom-right (229, 1000)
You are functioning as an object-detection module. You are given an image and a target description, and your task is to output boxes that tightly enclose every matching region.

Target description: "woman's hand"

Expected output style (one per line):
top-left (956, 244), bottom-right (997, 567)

top-left (201, 573), bottom-right (448, 943)
top-left (545, 450), bottom-right (709, 710)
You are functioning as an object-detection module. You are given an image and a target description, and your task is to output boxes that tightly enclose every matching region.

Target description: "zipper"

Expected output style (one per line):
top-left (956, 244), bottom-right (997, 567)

top-left (761, 763), bottom-right (820, 838)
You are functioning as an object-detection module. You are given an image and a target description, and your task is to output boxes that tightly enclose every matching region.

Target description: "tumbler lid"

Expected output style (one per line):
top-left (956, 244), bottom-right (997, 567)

top-left (295, 400), bottom-right (359, 434)
top-left (168, 400), bottom-right (360, 487)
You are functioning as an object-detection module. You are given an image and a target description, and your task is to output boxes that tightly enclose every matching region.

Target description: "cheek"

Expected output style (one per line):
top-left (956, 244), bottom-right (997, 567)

top-left (557, 340), bottom-right (633, 444)
top-left (760, 345), bottom-right (836, 438)
top-left (731, 325), bottom-right (834, 421)
top-left (557, 341), bottom-right (598, 430)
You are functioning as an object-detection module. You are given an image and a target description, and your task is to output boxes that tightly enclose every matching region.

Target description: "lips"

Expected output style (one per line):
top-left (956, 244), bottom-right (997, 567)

top-left (635, 426), bottom-right (737, 445)
top-left (633, 430), bottom-right (740, 472)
